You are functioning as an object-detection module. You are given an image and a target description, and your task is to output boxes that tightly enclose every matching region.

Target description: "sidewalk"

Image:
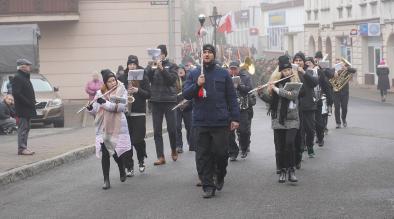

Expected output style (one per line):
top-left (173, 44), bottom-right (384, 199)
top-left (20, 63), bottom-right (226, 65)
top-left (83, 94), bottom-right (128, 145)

top-left (350, 84), bottom-right (394, 105)
top-left (0, 101), bottom-right (161, 186)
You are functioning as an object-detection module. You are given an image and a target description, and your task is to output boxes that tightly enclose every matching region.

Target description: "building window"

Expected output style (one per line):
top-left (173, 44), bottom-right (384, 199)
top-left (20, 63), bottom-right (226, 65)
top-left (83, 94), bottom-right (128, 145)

top-left (371, 4), bottom-right (377, 15)
top-left (360, 4), bottom-right (367, 16)
top-left (314, 11), bottom-right (318, 20)
top-left (338, 8), bottom-right (343, 19)
top-left (307, 11), bottom-right (311, 20)
top-left (347, 7), bottom-right (352, 18)
top-left (267, 27), bottom-right (289, 50)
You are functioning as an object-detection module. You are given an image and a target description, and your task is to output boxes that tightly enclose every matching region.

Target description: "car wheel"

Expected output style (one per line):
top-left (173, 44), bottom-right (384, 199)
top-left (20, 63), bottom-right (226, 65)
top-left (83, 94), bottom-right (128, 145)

top-left (53, 119), bottom-right (64, 128)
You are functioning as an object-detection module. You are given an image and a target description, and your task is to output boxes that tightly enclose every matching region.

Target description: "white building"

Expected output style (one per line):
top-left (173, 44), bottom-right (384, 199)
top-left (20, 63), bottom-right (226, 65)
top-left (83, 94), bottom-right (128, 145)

top-left (260, 0), bottom-right (305, 57)
top-left (304, 0), bottom-right (394, 85)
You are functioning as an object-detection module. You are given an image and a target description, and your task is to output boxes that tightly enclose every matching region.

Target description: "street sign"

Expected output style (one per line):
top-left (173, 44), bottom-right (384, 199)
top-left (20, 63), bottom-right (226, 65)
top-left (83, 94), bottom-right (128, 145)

top-left (151, 1), bottom-right (168, 6)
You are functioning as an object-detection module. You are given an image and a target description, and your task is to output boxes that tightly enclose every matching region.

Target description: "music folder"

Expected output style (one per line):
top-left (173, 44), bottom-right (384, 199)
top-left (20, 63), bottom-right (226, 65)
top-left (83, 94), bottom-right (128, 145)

top-left (128, 69), bottom-right (145, 81)
top-left (283, 82), bottom-right (303, 93)
top-left (232, 76), bottom-right (241, 86)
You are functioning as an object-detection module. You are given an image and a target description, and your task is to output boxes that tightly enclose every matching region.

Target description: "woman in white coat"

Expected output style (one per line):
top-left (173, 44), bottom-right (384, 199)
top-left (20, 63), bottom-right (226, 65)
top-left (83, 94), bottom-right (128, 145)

top-left (87, 69), bottom-right (132, 190)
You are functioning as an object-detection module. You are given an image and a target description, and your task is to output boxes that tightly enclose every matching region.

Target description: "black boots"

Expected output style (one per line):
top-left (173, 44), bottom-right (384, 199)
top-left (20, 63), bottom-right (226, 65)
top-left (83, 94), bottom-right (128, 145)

top-left (278, 169), bottom-right (286, 183)
top-left (278, 168), bottom-right (298, 183)
top-left (101, 144), bottom-right (111, 190)
top-left (113, 152), bottom-right (126, 182)
top-left (288, 167), bottom-right (298, 182)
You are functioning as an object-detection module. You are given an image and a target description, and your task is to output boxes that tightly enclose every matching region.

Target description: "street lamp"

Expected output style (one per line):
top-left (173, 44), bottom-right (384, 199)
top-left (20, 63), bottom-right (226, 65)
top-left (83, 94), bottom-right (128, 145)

top-left (209, 6), bottom-right (222, 48)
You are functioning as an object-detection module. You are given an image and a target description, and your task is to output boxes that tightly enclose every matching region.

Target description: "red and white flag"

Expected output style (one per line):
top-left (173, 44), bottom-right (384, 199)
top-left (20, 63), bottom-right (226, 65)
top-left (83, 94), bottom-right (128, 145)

top-left (217, 12), bottom-right (234, 33)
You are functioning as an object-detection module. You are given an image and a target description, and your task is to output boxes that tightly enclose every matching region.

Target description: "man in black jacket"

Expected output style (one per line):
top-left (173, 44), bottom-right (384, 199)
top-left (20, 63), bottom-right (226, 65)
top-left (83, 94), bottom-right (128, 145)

top-left (293, 53), bottom-right (318, 160)
top-left (228, 61), bottom-right (253, 160)
top-left (119, 55), bottom-right (151, 175)
top-left (333, 60), bottom-right (356, 128)
top-left (12, 59), bottom-right (36, 155)
top-left (146, 45), bottom-right (179, 165)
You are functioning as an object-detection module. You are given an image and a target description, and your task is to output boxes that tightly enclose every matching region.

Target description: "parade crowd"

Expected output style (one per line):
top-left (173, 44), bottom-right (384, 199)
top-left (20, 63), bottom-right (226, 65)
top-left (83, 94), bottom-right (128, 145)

top-left (3, 43), bottom-right (392, 199)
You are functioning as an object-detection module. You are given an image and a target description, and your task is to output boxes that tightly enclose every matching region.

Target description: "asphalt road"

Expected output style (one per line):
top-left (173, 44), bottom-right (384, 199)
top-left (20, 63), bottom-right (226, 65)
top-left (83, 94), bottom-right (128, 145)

top-left (0, 98), bottom-right (394, 218)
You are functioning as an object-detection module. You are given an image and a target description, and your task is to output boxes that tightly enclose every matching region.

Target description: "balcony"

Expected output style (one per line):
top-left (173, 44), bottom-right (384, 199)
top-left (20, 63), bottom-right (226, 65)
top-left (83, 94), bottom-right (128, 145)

top-left (0, 0), bottom-right (79, 23)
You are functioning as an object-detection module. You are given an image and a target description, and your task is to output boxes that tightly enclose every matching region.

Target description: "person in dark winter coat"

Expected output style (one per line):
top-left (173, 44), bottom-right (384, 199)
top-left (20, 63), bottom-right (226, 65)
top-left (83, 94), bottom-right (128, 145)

top-left (175, 64), bottom-right (193, 153)
top-left (183, 44), bottom-right (240, 198)
top-left (293, 52), bottom-right (318, 162)
top-left (228, 61), bottom-right (253, 160)
top-left (12, 59), bottom-right (37, 155)
top-left (0, 95), bottom-right (17, 134)
top-left (146, 44), bottom-right (179, 165)
top-left (332, 60), bottom-right (357, 128)
top-left (376, 60), bottom-right (390, 102)
top-left (118, 55), bottom-right (151, 175)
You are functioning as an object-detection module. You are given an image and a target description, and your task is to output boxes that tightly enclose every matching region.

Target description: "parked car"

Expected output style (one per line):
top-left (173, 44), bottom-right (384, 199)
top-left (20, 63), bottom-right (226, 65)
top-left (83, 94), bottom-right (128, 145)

top-left (0, 73), bottom-right (64, 127)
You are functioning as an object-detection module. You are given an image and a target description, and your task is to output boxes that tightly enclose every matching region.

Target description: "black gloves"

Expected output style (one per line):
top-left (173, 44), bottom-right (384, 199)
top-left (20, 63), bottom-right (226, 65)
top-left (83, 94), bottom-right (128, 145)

top-left (86, 104), bottom-right (93, 111)
top-left (97, 97), bottom-right (106, 104)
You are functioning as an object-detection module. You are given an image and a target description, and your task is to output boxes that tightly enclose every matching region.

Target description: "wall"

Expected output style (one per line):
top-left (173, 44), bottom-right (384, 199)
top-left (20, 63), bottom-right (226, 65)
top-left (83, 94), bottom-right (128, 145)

top-left (38, 0), bottom-right (181, 99)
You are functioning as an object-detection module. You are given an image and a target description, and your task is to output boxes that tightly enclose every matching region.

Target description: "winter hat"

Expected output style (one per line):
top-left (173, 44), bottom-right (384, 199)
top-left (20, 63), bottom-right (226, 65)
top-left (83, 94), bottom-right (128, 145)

top-left (315, 51), bottom-right (323, 59)
top-left (157, 44), bottom-right (168, 57)
top-left (379, 59), bottom-right (386, 65)
top-left (101, 69), bottom-right (116, 84)
top-left (293, 52), bottom-right (306, 63)
top-left (229, 61), bottom-right (240, 68)
top-left (278, 55), bottom-right (292, 72)
top-left (305, 56), bottom-right (316, 66)
top-left (203, 44), bottom-right (216, 57)
top-left (16, 58), bottom-right (32, 66)
top-left (127, 55), bottom-right (139, 66)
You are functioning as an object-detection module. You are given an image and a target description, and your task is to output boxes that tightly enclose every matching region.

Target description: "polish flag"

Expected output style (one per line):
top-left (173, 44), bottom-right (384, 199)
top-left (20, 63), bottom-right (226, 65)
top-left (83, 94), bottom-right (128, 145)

top-left (217, 12), bottom-right (234, 33)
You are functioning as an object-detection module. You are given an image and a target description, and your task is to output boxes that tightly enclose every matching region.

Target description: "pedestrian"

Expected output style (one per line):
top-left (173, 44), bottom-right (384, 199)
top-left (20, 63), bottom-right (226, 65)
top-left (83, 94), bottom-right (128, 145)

top-left (175, 64), bottom-right (193, 153)
top-left (332, 59), bottom-right (357, 128)
top-left (0, 95), bottom-right (17, 134)
top-left (6, 76), bottom-right (14, 94)
top-left (146, 44), bottom-right (179, 165)
top-left (87, 69), bottom-right (132, 190)
top-left (116, 65), bottom-right (125, 79)
top-left (228, 60), bottom-right (253, 161)
top-left (118, 55), bottom-right (151, 175)
top-left (293, 52), bottom-right (318, 159)
top-left (85, 72), bottom-right (103, 101)
top-left (377, 59), bottom-right (390, 102)
top-left (183, 44), bottom-right (240, 198)
top-left (263, 55), bottom-right (301, 183)
top-left (12, 59), bottom-right (36, 155)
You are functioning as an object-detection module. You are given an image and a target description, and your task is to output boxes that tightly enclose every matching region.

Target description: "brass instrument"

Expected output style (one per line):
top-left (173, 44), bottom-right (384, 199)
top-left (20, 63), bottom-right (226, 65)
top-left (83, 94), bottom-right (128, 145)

top-left (240, 56), bottom-right (255, 75)
top-left (329, 57), bottom-right (352, 92)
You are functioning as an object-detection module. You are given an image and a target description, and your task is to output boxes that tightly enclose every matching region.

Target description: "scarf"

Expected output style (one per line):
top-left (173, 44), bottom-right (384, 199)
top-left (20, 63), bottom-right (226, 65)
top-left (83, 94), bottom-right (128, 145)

top-left (268, 77), bottom-right (291, 125)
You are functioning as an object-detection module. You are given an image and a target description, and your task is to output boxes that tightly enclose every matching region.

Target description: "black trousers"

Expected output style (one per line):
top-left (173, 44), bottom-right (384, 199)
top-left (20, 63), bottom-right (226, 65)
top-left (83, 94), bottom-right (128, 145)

top-left (333, 91), bottom-right (349, 125)
top-left (300, 110), bottom-right (316, 148)
top-left (380, 89), bottom-right (388, 97)
top-left (228, 108), bottom-right (253, 157)
top-left (151, 102), bottom-right (177, 158)
top-left (195, 126), bottom-right (229, 191)
top-left (176, 109), bottom-right (192, 149)
top-left (294, 129), bottom-right (303, 166)
top-left (125, 115), bottom-right (147, 169)
top-left (273, 129), bottom-right (297, 169)
top-left (315, 101), bottom-right (325, 142)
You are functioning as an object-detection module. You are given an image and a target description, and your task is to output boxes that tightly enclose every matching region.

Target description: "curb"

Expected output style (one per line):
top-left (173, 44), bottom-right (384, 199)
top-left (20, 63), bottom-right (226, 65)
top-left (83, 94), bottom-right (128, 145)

top-left (0, 128), bottom-right (166, 187)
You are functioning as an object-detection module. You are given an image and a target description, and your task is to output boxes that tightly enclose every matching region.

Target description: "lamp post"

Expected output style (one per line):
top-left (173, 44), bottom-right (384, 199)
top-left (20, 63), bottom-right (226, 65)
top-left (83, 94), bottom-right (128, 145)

top-left (209, 6), bottom-right (222, 48)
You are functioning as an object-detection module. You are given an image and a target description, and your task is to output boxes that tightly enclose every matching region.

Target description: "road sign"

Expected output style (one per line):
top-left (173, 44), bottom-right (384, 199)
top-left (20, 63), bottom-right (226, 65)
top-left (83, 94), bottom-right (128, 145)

top-left (151, 1), bottom-right (168, 5)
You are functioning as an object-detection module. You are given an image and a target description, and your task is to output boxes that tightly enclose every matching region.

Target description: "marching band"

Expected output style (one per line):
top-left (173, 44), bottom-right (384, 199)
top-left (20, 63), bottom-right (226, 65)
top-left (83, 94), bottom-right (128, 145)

top-left (84, 44), bottom-right (356, 198)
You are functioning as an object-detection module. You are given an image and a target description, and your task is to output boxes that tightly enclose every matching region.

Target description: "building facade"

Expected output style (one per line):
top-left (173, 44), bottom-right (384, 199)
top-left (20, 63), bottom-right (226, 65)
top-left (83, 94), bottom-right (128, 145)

top-left (0, 0), bottom-right (182, 99)
top-left (260, 0), bottom-right (305, 58)
top-left (304, 0), bottom-right (394, 85)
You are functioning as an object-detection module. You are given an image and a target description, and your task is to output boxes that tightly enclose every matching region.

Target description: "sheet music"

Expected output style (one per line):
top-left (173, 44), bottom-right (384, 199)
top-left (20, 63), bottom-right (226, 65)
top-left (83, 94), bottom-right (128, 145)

top-left (283, 82), bottom-right (303, 94)
top-left (127, 69), bottom-right (144, 81)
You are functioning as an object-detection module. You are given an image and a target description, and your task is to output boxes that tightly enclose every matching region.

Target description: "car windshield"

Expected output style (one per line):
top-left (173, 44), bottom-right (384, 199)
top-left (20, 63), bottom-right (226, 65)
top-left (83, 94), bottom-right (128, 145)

top-left (31, 78), bottom-right (53, 92)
